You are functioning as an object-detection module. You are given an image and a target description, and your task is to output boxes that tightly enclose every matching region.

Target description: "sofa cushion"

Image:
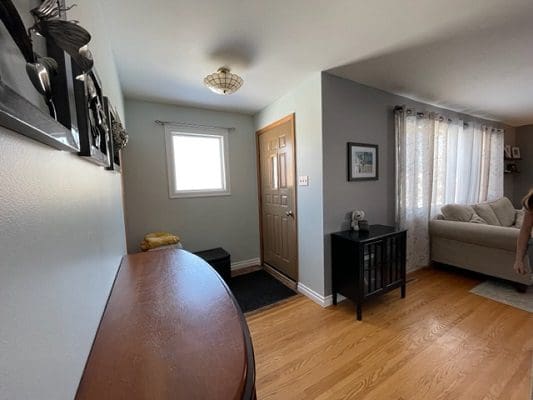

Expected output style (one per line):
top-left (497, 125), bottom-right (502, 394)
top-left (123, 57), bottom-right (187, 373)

top-left (472, 203), bottom-right (501, 226)
top-left (469, 213), bottom-right (487, 224)
top-left (489, 197), bottom-right (516, 227)
top-left (429, 219), bottom-right (519, 252)
top-left (441, 204), bottom-right (475, 222)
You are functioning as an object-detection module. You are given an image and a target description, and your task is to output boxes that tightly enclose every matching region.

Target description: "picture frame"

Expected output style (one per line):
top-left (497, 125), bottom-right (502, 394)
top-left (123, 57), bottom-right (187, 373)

top-left (73, 68), bottom-right (110, 166)
top-left (511, 146), bottom-right (521, 159)
top-left (0, 78), bottom-right (78, 151)
top-left (504, 145), bottom-right (512, 159)
top-left (103, 96), bottom-right (123, 172)
top-left (347, 142), bottom-right (378, 181)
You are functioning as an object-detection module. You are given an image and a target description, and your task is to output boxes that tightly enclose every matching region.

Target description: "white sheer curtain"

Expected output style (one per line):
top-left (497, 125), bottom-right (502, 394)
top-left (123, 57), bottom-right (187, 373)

top-left (395, 107), bottom-right (504, 269)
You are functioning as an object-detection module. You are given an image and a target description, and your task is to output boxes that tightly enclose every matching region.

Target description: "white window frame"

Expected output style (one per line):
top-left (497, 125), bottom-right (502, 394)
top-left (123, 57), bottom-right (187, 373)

top-left (164, 123), bottom-right (231, 198)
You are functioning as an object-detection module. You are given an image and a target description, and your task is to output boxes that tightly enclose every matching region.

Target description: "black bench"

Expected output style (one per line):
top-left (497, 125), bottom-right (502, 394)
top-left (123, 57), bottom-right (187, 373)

top-left (194, 247), bottom-right (231, 282)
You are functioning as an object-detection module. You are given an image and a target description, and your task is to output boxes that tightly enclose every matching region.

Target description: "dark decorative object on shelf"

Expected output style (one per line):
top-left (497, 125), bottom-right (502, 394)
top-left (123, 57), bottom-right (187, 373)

top-left (331, 225), bottom-right (407, 320)
top-left (347, 142), bottom-right (379, 181)
top-left (504, 161), bottom-right (520, 175)
top-left (358, 219), bottom-right (369, 232)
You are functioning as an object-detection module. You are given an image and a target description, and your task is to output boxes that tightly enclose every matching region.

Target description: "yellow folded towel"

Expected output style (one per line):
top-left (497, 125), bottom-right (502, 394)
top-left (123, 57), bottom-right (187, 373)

top-left (140, 232), bottom-right (180, 252)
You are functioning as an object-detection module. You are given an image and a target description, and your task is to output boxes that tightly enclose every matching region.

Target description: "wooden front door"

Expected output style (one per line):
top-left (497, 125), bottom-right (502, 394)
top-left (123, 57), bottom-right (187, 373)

top-left (257, 114), bottom-right (298, 281)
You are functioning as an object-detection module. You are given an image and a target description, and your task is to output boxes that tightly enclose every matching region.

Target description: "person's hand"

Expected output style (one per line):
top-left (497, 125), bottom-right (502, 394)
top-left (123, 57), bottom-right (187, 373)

top-left (514, 260), bottom-right (527, 275)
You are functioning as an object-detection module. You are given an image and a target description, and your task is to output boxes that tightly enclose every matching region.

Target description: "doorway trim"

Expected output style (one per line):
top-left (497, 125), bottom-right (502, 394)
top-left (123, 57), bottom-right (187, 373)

top-left (256, 113), bottom-right (299, 282)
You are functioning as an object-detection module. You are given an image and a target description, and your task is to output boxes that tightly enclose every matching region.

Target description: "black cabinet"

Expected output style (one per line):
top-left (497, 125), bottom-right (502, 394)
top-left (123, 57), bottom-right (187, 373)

top-left (331, 225), bottom-right (407, 320)
top-left (194, 247), bottom-right (231, 282)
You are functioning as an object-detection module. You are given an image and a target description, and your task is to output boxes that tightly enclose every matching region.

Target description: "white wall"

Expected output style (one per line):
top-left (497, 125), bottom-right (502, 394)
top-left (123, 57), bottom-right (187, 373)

top-left (69, 1), bottom-right (125, 120)
top-left (0, 1), bottom-right (126, 399)
top-left (254, 73), bottom-right (325, 296)
top-left (122, 99), bottom-right (260, 262)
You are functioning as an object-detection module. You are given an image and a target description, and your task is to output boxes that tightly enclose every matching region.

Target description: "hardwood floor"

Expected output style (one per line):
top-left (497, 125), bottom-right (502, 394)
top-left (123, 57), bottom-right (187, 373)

top-left (246, 267), bottom-right (533, 400)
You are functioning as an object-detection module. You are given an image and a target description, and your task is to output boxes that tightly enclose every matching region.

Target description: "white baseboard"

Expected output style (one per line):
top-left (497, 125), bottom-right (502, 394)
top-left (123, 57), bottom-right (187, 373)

top-left (297, 282), bottom-right (325, 306)
top-left (299, 266), bottom-right (425, 308)
top-left (231, 258), bottom-right (261, 271)
top-left (323, 293), bottom-right (346, 307)
top-left (297, 282), bottom-right (346, 307)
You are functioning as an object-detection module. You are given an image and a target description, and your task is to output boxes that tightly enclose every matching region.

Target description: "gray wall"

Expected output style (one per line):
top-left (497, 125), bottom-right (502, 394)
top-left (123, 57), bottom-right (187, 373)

top-left (322, 72), bottom-right (516, 294)
top-left (122, 99), bottom-right (260, 263)
top-left (254, 73), bottom-right (325, 296)
top-left (0, 2), bottom-right (126, 399)
top-left (514, 125), bottom-right (533, 202)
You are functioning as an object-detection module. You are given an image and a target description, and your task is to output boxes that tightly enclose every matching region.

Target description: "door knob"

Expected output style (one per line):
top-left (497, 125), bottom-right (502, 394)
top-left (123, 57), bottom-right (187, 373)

top-left (285, 210), bottom-right (294, 217)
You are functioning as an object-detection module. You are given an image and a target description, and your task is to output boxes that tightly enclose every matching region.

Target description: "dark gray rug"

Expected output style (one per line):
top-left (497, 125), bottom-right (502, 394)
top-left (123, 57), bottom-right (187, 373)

top-left (229, 270), bottom-right (297, 313)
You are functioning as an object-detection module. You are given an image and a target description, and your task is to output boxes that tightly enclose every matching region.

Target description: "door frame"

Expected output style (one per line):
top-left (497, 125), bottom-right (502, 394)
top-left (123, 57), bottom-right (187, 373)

top-left (255, 113), bottom-right (299, 281)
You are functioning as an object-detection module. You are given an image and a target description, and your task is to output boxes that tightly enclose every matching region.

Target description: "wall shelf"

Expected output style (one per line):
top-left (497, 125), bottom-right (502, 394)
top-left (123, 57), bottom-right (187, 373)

top-left (504, 157), bottom-right (521, 175)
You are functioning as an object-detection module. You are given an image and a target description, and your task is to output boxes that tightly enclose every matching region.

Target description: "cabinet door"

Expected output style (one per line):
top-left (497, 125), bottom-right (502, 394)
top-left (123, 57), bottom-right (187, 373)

top-left (331, 236), bottom-right (359, 300)
top-left (363, 240), bottom-right (384, 295)
top-left (383, 234), bottom-right (403, 288)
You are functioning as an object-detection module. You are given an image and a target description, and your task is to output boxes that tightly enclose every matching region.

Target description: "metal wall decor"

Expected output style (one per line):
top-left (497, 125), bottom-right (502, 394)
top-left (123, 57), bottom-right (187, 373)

top-left (103, 97), bottom-right (127, 171)
top-left (0, 0), bottom-right (127, 167)
top-left (74, 68), bottom-right (110, 166)
top-left (0, 0), bottom-right (79, 150)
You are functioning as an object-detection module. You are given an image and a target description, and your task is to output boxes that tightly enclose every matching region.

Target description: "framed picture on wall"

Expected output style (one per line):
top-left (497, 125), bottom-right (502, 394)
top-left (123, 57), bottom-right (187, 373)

top-left (512, 146), bottom-right (521, 159)
top-left (504, 145), bottom-right (512, 159)
top-left (347, 142), bottom-right (378, 181)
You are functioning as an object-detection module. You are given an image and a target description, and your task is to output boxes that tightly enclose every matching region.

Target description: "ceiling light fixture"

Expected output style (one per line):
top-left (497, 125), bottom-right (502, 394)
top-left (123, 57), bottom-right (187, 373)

top-left (203, 67), bottom-right (243, 95)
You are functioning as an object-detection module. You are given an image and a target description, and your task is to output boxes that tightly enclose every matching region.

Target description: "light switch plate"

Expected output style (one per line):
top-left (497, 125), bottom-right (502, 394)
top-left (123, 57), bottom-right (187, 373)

top-left (298, 176), bottom-right (309, 186)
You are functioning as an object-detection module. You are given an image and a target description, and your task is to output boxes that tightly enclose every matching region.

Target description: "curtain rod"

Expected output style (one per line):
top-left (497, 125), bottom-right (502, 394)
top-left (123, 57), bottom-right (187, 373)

top-left (393, 106), bottom-right (505, 132)
top-left (154, 120), bottom-right (234, 130)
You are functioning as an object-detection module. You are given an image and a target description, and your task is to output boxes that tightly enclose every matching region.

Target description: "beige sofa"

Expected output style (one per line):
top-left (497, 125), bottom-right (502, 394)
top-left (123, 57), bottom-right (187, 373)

top-left (429, 197), bottom-right (532, 291)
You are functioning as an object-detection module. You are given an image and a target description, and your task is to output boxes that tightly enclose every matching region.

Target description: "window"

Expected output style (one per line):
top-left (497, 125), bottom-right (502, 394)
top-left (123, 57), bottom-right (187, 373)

top-left (165, 124), bottom-right (230, 198)
top-left (395, 108), bottom-right (504, 270)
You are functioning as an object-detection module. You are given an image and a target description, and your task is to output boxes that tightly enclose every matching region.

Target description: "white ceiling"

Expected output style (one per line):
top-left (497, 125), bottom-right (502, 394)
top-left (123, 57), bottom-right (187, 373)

top-left (104, 0), bottom-right (533, 126)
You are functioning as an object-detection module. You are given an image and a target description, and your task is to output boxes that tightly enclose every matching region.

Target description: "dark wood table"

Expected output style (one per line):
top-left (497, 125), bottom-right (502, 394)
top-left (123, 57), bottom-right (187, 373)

top-left (76, 249), bottom-right (256, 400)
top-left (331, 225), bottom-right (407, 320)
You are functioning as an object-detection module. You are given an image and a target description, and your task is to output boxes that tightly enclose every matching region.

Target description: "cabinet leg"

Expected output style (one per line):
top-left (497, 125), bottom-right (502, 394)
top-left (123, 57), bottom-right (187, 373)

top-left (401, 283), bottom-right (406, 298)
top-left (356, 303), bottom-right (362, 321)
top-left (332, 292), bottom-right (337, 306)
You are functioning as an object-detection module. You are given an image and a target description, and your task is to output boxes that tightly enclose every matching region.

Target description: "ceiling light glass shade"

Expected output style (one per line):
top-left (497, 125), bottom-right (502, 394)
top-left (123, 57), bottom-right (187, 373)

top-left (203, 67), bottom-right (243, 95)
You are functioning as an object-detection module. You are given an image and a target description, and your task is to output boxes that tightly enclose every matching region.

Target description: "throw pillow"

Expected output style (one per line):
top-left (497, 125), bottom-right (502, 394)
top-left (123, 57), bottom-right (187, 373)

top-left (472, 203), bottom-right (501, 226)
top-left (489, 197), bottom-right (516, 227)
top-left (469, 213), bottom-right (487, 224)
top-left (441, 204), bottom-right (475, 222)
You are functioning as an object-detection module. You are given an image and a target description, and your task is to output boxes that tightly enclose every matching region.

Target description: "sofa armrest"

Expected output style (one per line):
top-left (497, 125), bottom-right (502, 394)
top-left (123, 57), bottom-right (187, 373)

top-left (429, 220), bottom-right (519, 252)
